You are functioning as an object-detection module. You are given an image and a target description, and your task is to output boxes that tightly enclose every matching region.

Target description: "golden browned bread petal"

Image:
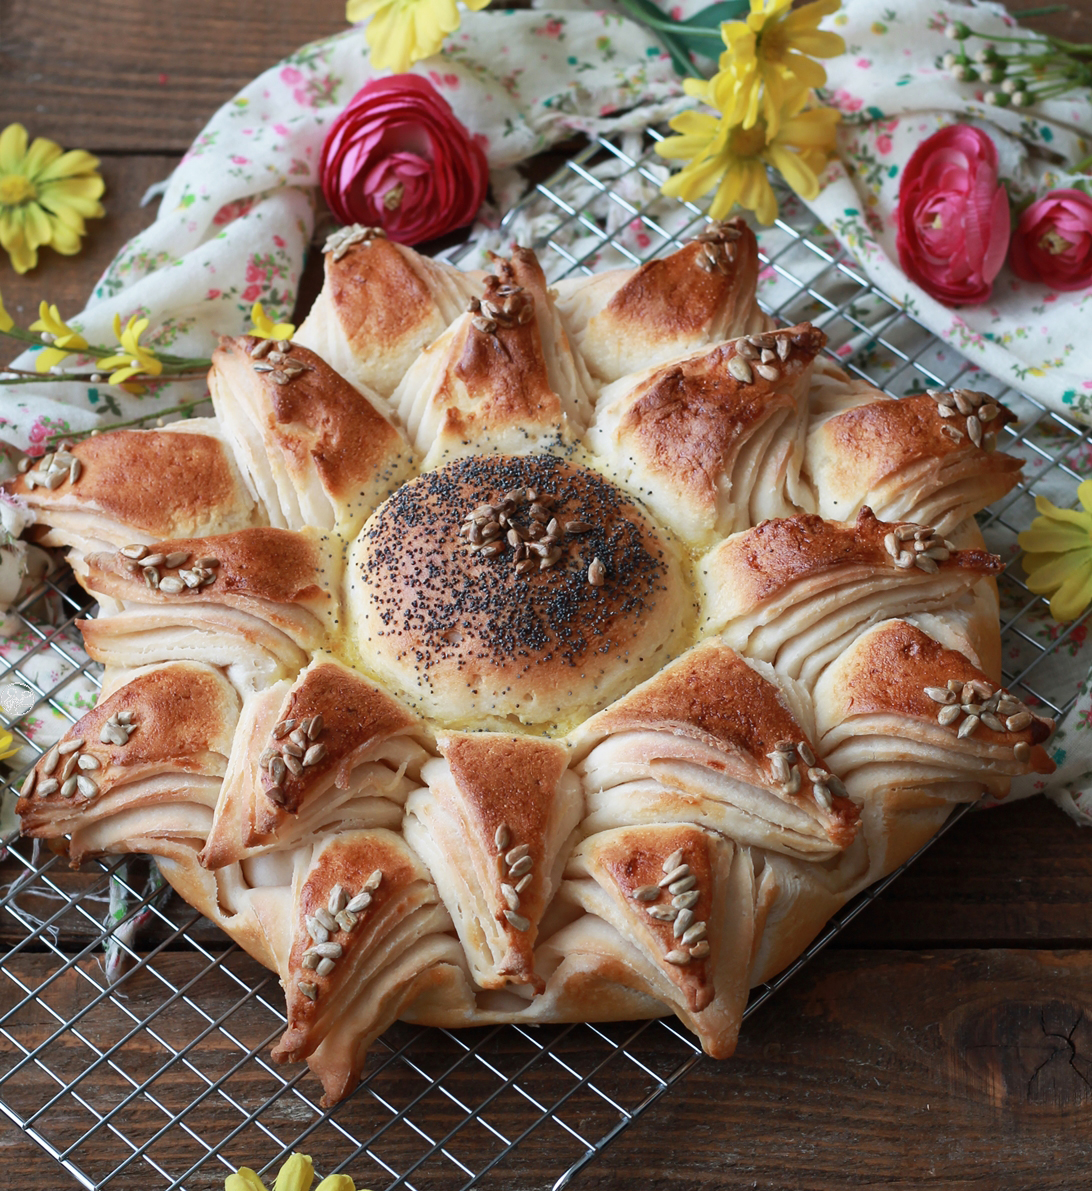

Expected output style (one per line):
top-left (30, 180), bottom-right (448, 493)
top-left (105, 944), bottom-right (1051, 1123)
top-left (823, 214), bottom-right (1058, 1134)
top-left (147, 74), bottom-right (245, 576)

top-left (572, 638), bottom-right (859, 859)
top-left (489, 246), bottom-right (596, 422)
top-left (553, 219), bottom-right (771, 384)
top-left (700, 508), bottom-right (1003, 685)
top-left (76, 527), bottom-right (339, 686)
top-left (265, 828), bottom-right (455, 1104)
top-left (348, 454), bottom-right (690, 726)
top-left (4, 420), bottom-right (260, 554)
top-left (200, 656), bottom-right (425, 870)
top-left (293, 227), bottom-right (486, 400)
top-left (210, 335), bottom-right (412, 535)
top-left (403, 732), bottom-right (583, 991)
top-left (389, 277), bottom-right (575, 469)
top-left (815, 619), bottom-right (1055, 807)
top-left (17, 662), bottom-right (239, 860)
top-left (807, 390), bottom-right (1022, 532)
top-left (589, 324), bottom-right (825, 545)
top-left (551, 824), bottom-right (759, 1057)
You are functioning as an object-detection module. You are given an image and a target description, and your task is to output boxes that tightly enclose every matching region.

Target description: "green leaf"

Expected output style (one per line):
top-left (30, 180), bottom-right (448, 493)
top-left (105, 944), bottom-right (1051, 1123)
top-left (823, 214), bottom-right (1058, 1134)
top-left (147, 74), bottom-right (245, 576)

top-left (672, 1), bottom-right (748, 54)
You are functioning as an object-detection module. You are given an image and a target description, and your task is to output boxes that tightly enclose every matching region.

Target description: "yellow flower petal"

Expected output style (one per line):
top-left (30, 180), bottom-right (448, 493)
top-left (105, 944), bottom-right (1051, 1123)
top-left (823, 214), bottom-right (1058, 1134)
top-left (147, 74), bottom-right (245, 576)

top-left (1033, 496), bottom-right (1090, 526)
top-left (36, 148), bottom-right (103, 183)
top-left (766, 145), bottom-right (819, 199)
top-left (1077, 479), bottom-right (1092, 514)
top-left (273, 1153), bottom-right (315, 1191)
top-left (0, 730), bottom-right (20, 761)
top-left (226, 1169), bottom-right (268, 1191)
top-left (1049, 559), bottom-right (1092, 622)
top-left (1018, 524), bottom-right (1091, 553)
top-left (46, 215), bottom-right (82, 255)
top-left (22, 136), bottom-right (64, 181)
top-left (1024, 549), bottom-right (1092, 593)
top-left (313, 1177), bottom-right (356, 1191)
top-left (0, 289), bottom-right (13, 334)
top-left (0, 124), bottom-right (28, 174)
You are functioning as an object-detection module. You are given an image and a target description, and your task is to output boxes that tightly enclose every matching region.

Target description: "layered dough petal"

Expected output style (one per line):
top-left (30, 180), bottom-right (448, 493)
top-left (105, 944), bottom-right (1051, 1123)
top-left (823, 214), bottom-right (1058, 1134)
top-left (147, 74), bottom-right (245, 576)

top-left (294, 226), bottom-right (486, 401)
top-left (403, 732), bottom-right (583, 992)
top-left (700, 508), bottom-right (1003, 685)
top-left (5, 420), bottom-right (261, 554)
top-left (17, 662), bottom-right (238, 863)
top-left (554, 218), bottom-right (771, 384)
top-left (589, 324), bottom-right (824, 546)
top-left (807, 390), bottom-right (1022, 532)
top-left (76, 527), bottom-right (340, 689)
top-left (210, 335), bottom-right (412, 535)
top-left (201, 655), bottom-right (427, 869)
top-left (571, 638), bottom-right (859, 860)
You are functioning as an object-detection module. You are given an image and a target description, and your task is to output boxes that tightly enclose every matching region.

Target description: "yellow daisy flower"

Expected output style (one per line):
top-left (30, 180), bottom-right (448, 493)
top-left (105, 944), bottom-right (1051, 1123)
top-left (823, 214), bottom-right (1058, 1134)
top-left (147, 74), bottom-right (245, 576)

top-left (347, 0), bottom-right (490, 73)
top-left (1018, 479), bottom-right (1092, 622)
top-left (98, 314), bottom-right (164, 386)
top-left (0, 123), bottom-right (105, 274)
top-left (0, 730), bottom-right (21, 761)
top-left (226, 1151), bottom-right (358, 1191)
top-left (29, 301), bottom-right (89, 374)
top-left (716, 0), bottom-right (844, 137)
top-left (249, 301), bottom-right (295, 341)
top-left (657, 85), bottom-right (840, 225)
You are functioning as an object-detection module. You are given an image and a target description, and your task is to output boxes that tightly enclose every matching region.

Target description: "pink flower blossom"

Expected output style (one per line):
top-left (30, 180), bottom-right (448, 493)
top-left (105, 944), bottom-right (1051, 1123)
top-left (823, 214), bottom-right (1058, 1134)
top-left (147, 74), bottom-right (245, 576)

top-left (280, 66), bottom-right (303, 85)
top-left (876, 134), bottom-right (893, 155)
top-left (1010, 188), bottom-right (1092, 292)
top-left (242, 284), bottom-right (261, 302)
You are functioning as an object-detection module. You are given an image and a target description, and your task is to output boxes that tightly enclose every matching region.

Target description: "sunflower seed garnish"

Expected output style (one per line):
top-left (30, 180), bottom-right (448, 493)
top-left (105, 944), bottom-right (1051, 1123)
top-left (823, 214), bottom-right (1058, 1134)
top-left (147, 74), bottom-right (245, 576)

top-left (501, 883), bottom-right (520, 911)
top-left (57, 737), bottom-right (84, 755)
top-left (335, 910), bottom-right (357, 932)
top-left (158, 576), bottom-right (185, 594)
top-left (682, 922), bottom-right (707, 946)
top-left (648, 905), bottom-right (678, 922)
top-left (266, 784), bottom-right (286, 806)
top-left (659, 864), bottom-right (690, 887)
top-left (508, 854), bottom-right (533, 879)
top-left (282, 741), bottom-right (304, 759)
top-left (673, 890), bottom-right (700, 910)
top-left (19, 770), bottom-right (36, 799)
top-left (76, 774), bottom-right (98, 798)
top-left (316, 958), bottom-right (336, 978)
top-left (40, 745), bottom-right (60, 776)
top-left (504, 910), bottom-right (530, 932)
top-left (61, 776), bottom-right (78, 798)
top-left (274, 719), bottom-right (296, 738)
top-left (302, 952), bottom-right (320, 971)
top-left (328, 885), bottom-right (346, 915)
top-left (1006, 711), bottom-right (1033, 732)
top-left (120, 544), bottom-right (148, 560)
top-left (632, 885), bottom-right (660, 902)
top-left (506, 844), bottom-right (531, 866)
top-left (924, 686), bottom-right (956, 704)
top-left (967, 416), bottom-right (983, 447)
top-left (957, 715), bottom-right (981, 739)
top-left (588, 557), bottom-right (606, 587)
top-left (347, 890), bottom-right (372, 913)
top-left (37, 778), bottom-right (59, 796)
top-left (164, 551), bottom-right (190, 569)
top-left (298, 981), bottom-right (318, 1001)
top-left (494, 823), bottom-right (511, 851)
top-left (674, 908), bottom-right (695, 937)
top-left (665, 949), bottom-right (691, 966)
top-left (689, 940), bottom-right (711, 959)
top-left (302, 743), bottom-right (327, 767)
top-left (728, 354), bottom-right (754, 383)
top-left (77, 754), bottom-right (100, 770)
top-left (1013, 741), bottom-right (1032, 761)
top-left (283, 754), bottom-right (303, 777)
top-left (364, 868), bottom-right (383, 891)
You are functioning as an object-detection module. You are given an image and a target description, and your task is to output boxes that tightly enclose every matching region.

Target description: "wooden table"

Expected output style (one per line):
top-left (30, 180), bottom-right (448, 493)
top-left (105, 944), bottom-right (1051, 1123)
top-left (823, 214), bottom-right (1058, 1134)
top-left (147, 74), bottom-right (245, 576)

top-left (1, 2), bottom-right (1091, 1187)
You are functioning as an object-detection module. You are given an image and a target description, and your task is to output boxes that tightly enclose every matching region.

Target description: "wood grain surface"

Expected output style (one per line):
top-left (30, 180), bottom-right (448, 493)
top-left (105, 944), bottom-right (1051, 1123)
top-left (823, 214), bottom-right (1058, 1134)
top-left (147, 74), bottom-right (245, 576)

top-left (2, 1), bottom-right (1092, 1189)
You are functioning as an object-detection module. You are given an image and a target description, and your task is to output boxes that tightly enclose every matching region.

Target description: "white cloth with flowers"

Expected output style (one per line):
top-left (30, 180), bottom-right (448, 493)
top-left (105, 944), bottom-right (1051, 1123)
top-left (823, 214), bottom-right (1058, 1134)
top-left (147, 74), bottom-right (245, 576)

top-left (3, 0), bottom-right (1092, 829)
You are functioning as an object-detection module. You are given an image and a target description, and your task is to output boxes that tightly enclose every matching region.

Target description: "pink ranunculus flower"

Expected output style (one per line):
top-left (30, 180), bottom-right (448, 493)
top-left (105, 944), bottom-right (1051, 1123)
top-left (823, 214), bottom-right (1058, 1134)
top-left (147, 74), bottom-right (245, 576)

top-left (1010, 188), bottom-right (1092, 292)
top-left (319, 75), bottom-right (488, 247)
top-left (895, 124), bottom-right (1011, 306)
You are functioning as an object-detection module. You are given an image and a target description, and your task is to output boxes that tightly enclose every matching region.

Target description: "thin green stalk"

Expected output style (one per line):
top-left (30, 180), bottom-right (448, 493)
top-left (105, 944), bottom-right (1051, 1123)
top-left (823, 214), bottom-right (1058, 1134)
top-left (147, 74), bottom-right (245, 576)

top-left (44, 399), bottom-right (213, 446)
top-left (613, 1), bottom-right (723, 39)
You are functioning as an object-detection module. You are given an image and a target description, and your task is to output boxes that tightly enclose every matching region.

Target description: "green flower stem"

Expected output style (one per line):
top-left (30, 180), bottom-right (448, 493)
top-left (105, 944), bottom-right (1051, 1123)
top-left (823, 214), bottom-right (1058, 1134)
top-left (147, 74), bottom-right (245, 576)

top-left (613, 1), bottom-right (723, 39)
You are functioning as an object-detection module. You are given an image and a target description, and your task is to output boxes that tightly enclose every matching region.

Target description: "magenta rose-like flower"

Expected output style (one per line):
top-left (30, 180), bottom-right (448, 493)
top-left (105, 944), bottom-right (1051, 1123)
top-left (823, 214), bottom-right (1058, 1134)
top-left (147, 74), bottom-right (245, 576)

top-left (895, 124), bottom-right (1011, 306)
top-left (1010, 188), bottom-right (1092, 292)
top-left (320, 75), bottom-right (489, 246)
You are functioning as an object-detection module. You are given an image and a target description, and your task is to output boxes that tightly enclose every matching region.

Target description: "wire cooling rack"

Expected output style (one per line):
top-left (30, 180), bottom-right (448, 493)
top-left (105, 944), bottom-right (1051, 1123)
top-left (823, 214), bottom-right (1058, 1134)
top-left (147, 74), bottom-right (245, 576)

top-left (0, 133), bottom-right (1088, 1191)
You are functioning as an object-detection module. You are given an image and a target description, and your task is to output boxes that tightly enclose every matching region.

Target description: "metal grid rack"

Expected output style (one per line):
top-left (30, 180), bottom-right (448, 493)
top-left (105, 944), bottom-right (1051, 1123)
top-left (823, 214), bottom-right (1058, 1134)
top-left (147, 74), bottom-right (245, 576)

top-left (0, 134), bottom-right (1087, 1191)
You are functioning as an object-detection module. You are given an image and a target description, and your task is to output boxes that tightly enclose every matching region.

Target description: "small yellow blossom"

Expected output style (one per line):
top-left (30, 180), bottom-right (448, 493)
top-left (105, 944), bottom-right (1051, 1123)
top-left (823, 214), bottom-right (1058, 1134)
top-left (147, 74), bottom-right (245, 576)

top-left (715, 0), bottom-right (844, 137)
top-left (347, 0), bottom-right (490, 73)
top-left (226, 1151), bottom-right (359, 1191)
top-left (249, 301), bottom-right (295, 341)
top-left (0, 123), bottom-right (104, 274)
top-left (0, 730), bottom-right (21, 761)
top-left (657, 85), bottom-right (840, 225)
top-left (0, 289), bottom-right (13, 335)
top-left (29, 301), bottom-right (89, 374)
top-left (1018, 479), bottom-right (1092, 622)
top-left (98, 313), bottom-right (164, 386)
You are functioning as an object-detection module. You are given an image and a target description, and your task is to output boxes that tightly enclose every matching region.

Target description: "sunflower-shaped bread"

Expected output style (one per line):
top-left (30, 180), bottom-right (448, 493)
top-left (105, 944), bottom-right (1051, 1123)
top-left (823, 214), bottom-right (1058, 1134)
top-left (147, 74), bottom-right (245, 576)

top-left (10, 219), bottom-right (1055, 1106)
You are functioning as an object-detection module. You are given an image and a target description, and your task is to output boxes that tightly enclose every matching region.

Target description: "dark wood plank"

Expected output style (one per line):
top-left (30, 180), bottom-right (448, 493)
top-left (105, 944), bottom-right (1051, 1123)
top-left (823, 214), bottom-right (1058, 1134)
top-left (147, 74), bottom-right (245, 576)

top-left (0, 0), bottom-right (348, 153)
top-left (2, 948), bottom-right (1091, 1189)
